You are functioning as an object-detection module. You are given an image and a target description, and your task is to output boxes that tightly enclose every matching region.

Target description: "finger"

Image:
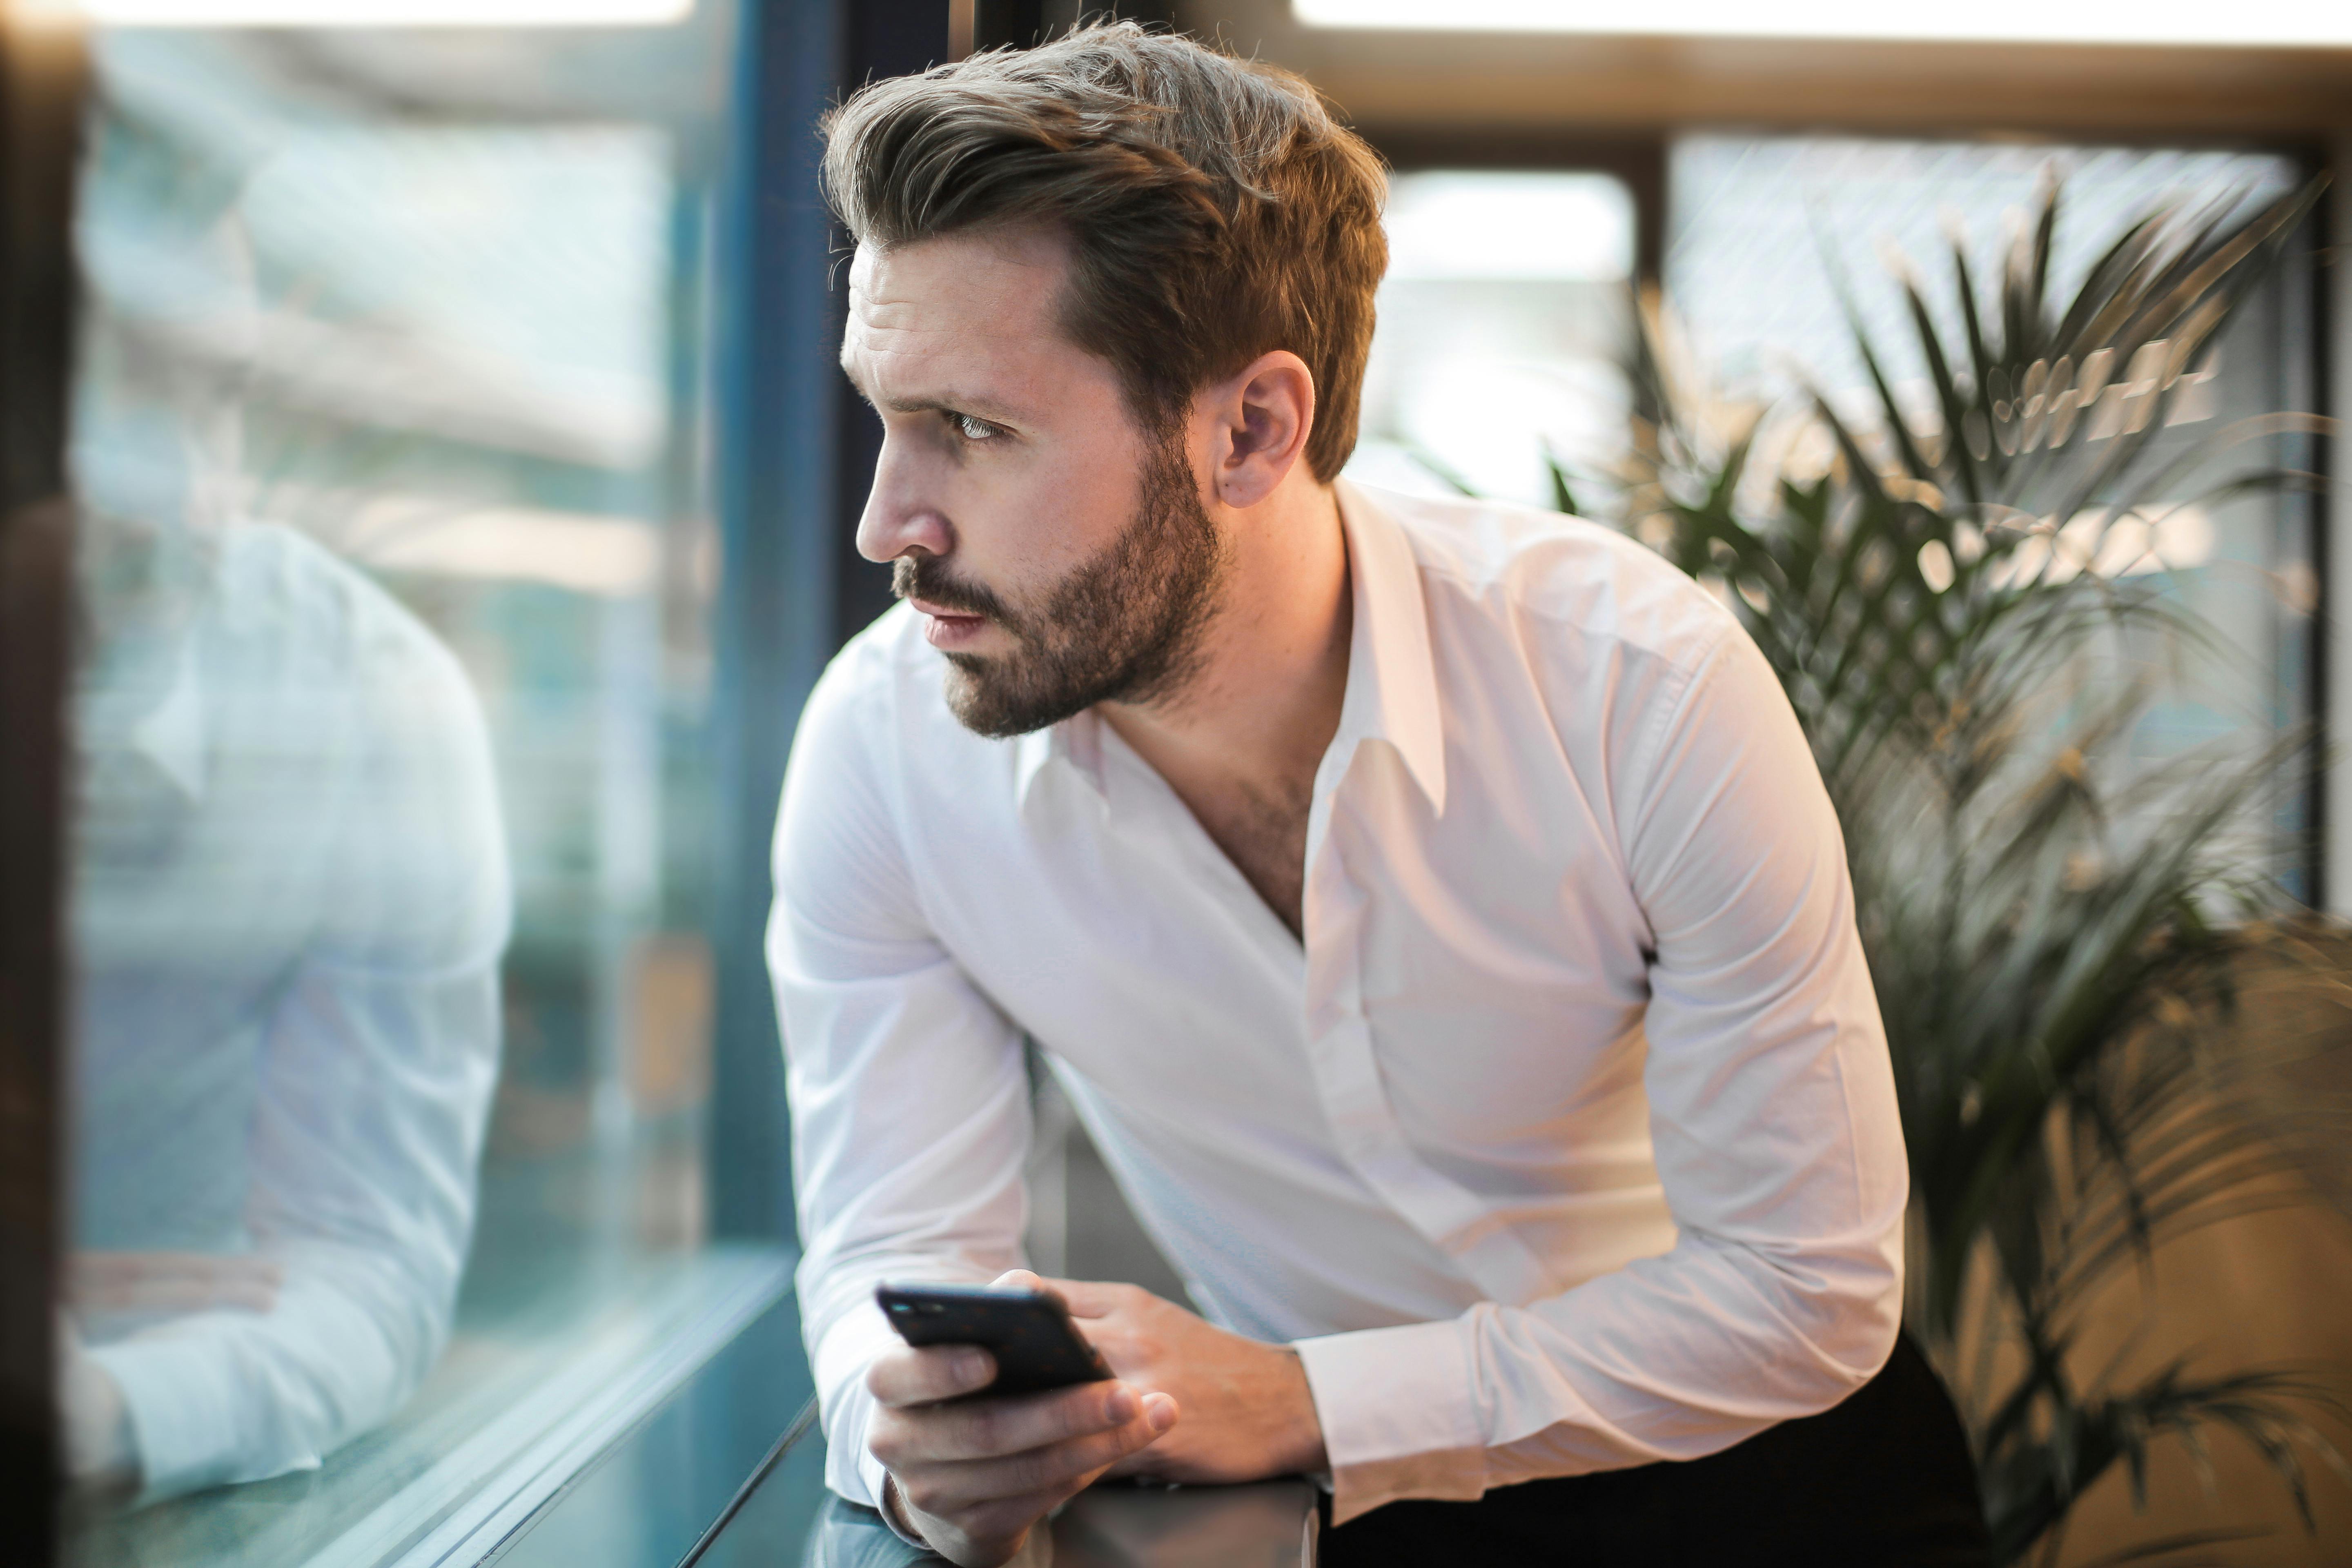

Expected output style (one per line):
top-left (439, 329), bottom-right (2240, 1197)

top-left (989, 1269), bottom-right (1066, 1311)
top-left (69, 1256), bottom-right (282, 1312)
top-left (879, 1379), bottom-right (1143, 1464)
top-left (898, 1400), bottom-right (1176, 1516)
top-left (201, 1276), bottom-right (282, 1312)
top-left (71, 1253), bottom-right (283, 1294)
top-left (76, 1252), bottom-right (272, 1282)
top-left (69, 1254), bottom-right (201, 1296)
top-left (1098, 1395), bottom-right (1180, 1478)
top-left (72, 1277), bottom-right (280, 1313)
top-left (176, 1259), bottom-right (282, 1308)
top-left (1043, 1278), bottom-right (1136, 1319)
top-left (867, 1343), bottom-right (998, 1408)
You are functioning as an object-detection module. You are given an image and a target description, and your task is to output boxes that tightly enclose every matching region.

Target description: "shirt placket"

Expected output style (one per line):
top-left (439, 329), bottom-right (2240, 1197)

top-left (1301, 748), bottom-right (1560, 1309)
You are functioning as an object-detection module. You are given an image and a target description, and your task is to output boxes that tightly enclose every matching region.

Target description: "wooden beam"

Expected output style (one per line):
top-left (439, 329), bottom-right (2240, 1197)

top-left (1194, 0), bottom-right (2352, 140)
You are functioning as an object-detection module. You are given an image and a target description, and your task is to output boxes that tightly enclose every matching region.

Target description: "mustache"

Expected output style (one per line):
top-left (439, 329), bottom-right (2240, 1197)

top-left (894, 555), bottom-right (1017, 626)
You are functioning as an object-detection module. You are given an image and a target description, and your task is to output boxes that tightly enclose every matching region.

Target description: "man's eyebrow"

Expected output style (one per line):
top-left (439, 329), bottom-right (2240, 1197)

top-left (837, 354), bottom-right (1027, 423)
top-left (837, 346), bottom-right (876, 403)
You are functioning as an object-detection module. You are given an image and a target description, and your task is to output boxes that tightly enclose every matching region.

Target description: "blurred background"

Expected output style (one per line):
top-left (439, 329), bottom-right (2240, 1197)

top-left (0, 2), bottom-right (2348, 1566)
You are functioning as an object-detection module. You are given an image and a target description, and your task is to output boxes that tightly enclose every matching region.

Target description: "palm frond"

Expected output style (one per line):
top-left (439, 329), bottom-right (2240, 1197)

top-left (2074, 1527), bottom-right (2272, 1568)
top-left (1612, 169), bottom-right (2345, 1564)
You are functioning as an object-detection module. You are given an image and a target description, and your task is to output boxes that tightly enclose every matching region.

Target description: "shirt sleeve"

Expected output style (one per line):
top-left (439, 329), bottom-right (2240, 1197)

top-left (90, 588), bottom-right (510, 1501)
top-left (1294, 621), bottom-right (1907, 1523)
top-left (90, 963), bottom-right (503, 1500)
top-left (768, 647), bottom-right (1033, 1515)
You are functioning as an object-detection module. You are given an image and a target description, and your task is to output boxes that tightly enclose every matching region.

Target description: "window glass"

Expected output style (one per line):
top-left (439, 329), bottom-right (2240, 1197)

top-left (1664, 135), bottom-right (2314, 876)
top-left (1345, 169), bottom-right (1636, 509)
top-left (59, 18), bottom-right (774, 1566)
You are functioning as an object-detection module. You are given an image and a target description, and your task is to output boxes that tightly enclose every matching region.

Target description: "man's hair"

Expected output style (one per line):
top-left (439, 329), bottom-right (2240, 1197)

top-left (820, 23), bottom-right (1387, 483)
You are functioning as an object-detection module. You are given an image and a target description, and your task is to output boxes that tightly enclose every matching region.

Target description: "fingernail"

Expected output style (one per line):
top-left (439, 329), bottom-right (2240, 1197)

top-left (956, 1350), bottom-right (989, 1385)
top-left (1144, 1394), bottom-right (1176, 1432)
top-left (1105, 1384), bottom-right (1138, 1422)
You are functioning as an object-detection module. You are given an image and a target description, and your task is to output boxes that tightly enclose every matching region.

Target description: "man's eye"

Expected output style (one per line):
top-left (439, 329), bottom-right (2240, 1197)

top-left (949, 412), bottom-right (1000, 442)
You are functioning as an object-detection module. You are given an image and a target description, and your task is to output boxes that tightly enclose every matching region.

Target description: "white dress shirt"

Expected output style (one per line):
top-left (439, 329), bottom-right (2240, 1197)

top-left (73, 521), bottom-right (510, 1501)
top-left (769, 481), bottom-right (1907, 1525)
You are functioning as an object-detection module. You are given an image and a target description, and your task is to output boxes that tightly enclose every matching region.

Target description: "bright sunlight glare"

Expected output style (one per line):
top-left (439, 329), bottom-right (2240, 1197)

top-left (1294, 0), bottom-right (2352, 48)
top-left (22, 0), bottom-right (690, 24)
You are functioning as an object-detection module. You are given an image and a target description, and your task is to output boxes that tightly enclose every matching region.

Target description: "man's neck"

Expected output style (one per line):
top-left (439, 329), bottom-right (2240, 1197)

top-left (1097, 479), bottom-right (1351, 937)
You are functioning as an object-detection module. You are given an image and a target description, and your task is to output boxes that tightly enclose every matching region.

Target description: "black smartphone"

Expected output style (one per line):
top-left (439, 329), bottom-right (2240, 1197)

top-left (876, 1281), bottom-right (1114, 1397)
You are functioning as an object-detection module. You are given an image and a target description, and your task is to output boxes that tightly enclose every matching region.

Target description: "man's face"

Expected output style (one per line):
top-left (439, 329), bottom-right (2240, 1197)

top-left (841, 226), bottom-right (1223, 738)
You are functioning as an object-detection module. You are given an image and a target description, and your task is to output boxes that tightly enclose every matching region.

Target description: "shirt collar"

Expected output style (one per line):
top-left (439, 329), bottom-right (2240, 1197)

top-left (1013, 706), bottom-right (1106, 806)
top-left (1011, 479), bottom-right (1447, 817)
top-left (1328, 479), bottom-right (1447, 817)
top-left (1013, 721), bottom-right (1061, 804)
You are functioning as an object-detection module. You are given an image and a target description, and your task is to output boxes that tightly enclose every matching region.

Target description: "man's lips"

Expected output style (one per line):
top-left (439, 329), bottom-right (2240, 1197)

top-left (909, 596), bottom-right (991, 649)
top-left (908, 596), bottom-right (987, 627)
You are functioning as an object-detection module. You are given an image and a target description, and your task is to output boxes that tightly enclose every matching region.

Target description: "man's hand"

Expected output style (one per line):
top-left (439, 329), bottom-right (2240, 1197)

top-left (57, 1251), bottom-right (279, 1490)
top-left (57, 1314), bottom-right (136, 1487)
top-left (69, 1251), bottom-right (283, 1315)
top-left (1047, 1277), bottom-right (1328, 1485)
top-left (867, 1270), bottom-right (1177, 1567)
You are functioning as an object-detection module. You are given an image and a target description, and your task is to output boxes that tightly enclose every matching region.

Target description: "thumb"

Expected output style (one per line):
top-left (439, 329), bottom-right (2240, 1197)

top-left (990, 1269), bottom-right (1060, 1307)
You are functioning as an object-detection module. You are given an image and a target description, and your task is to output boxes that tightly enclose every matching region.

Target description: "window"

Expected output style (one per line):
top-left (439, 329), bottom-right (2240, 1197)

top-left (57, 18), bottom-right (786, 1565)
top-left (1666, 134), bottom-right (2318, 883)
top-left (1345, 169), bottom-right (1637, 510)
top-left (1348, 139), bottom-right (2322, 891)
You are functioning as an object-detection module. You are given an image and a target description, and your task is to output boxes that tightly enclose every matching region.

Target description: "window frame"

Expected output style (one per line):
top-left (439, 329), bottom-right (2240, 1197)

top-left (1, 11), bottom-right (86, 1561)
top-left (5, 0), bottom-right (900, 1561)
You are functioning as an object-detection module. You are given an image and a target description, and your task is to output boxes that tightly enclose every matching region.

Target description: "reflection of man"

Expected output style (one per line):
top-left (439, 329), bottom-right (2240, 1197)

top-left (773, 24), bottom-right (1988, 1568)
top-left (63, 494), bottom-right (510, 1498)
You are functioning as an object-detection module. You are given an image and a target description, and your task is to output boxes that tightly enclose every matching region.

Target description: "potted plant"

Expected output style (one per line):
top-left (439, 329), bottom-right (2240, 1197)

top-left (1463, 172), bottom-right (2347, 1562)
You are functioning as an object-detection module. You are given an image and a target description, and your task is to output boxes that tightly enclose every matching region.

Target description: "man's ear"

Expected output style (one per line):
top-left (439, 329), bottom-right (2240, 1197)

top-left (1204, 351), bottom-right (1316, 510)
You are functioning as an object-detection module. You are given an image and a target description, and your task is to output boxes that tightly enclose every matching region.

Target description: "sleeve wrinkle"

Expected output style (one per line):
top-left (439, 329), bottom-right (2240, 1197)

top-left (1618, 627), bottom-right (1737, 867)
top-left (771, 654), bottom-right (1036, 1515)
top-left (1297, 608), bottom-right (1900, 1523)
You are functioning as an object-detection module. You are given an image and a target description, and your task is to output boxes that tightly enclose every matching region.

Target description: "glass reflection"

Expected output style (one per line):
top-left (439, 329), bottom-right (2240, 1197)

top-left (791, 1484), bottom-right (1321, 1568)
top-left (54, 21), bottom-right (744, 1557)
top-left (61, 200), bottom-right (510, 1499)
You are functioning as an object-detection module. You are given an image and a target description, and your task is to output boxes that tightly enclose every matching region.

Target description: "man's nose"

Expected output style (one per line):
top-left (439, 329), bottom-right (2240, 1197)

top-left (855, 440), bottom-right (953, 565)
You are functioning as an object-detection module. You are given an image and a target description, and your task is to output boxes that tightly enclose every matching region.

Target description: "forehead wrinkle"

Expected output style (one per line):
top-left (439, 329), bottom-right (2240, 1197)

top-left (844, 251), bottom-right (1073, 424)
top-left (844, 332), bottom-right (1040, 423)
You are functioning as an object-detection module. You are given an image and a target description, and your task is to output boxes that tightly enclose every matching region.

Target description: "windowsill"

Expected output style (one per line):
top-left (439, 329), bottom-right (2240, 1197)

top-left (65, 1245), bottom-right (794, 1568)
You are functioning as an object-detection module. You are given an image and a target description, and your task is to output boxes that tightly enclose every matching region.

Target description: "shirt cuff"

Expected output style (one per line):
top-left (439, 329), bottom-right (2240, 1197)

top-left (1292, 1317), bottom-right (1489, 1526)
top-left (89, 1332), bottom-right (322, 1502)
top-left (813, 1303), bottom-right (936, 1551)
top-left (862, 1448), bottom-right (938, 1550)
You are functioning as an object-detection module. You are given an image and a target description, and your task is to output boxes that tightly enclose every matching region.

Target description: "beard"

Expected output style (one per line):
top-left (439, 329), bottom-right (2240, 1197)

top-left (894, 434), bottom-right (1226, 739)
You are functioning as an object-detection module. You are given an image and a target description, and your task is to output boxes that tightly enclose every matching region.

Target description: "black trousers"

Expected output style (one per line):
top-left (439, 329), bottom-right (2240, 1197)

top-left (1320, 1334), bottom-right (1989, 1568)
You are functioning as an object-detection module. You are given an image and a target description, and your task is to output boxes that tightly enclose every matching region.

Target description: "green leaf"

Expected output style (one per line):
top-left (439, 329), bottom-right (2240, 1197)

top-left (1545, 452), bottom-right (1582, 518)
top-left (1445, 165), bottom-right (2341, 1566)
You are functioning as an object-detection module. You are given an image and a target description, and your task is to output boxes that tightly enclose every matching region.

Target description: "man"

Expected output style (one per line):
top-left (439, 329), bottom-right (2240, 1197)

top-left (62, 193), bottom-right (509, 1501)
top-left (771, 23), bottom-right (1987, 1567)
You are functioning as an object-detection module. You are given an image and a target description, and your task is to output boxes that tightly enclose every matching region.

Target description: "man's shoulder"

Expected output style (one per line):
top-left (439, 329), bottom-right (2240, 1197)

top-left (216, 520), bottom-right (469, 683)
top-left (200, 521), bottom-right (492, 767)
top-left (1351, 482), bottom-right (1741, 678)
